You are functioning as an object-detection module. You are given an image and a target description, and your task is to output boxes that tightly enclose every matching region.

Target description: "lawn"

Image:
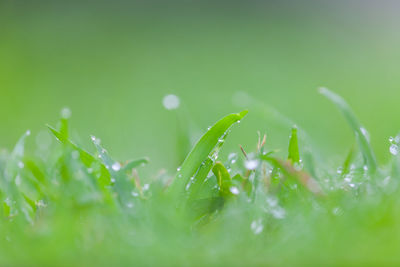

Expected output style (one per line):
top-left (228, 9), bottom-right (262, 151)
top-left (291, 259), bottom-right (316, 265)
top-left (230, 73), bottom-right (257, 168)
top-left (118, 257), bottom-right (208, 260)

top-left (1, 2), bottom-right (400, 266)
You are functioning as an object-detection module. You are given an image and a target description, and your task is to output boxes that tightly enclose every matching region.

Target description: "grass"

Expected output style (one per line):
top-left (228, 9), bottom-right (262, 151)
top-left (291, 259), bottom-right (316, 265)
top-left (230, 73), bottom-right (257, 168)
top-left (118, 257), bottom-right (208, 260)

top-left (0, 88), bottom-right (400, 266)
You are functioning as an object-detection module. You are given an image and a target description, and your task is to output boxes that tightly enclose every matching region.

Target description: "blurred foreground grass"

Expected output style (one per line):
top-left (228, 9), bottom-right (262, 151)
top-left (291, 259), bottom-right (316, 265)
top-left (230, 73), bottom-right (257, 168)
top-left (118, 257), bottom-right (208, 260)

top-left (1, 88), bottom-right (400, 265)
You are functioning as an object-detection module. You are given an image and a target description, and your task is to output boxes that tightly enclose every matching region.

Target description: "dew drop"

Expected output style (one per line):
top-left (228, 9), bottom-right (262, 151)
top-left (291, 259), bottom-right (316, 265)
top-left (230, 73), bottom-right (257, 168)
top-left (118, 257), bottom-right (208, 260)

top-left (250, 219), bottom-right (264, 235)
top-left (245, 159), bottom-right (259, 170)
top-left (143, 184), bottom-right (150, 191)
top-left (18, 161), bottom-right (24, 169)
top-left (26, 130), bottom-right (31, 136)
top-left (112, 162), bottom-right (121, 172)
top-left (230, 186), bottom-right (240, 195)
top-left (61, 107), bottom-right (72, 119)
top-left (390, 144), bottom-right (399, 156)
top-left (162, 94), bottom-right (180, 110)
top-left (15, 175), bottom-right (21, 186)
top-left (271, 207), bottom-right (286, 219)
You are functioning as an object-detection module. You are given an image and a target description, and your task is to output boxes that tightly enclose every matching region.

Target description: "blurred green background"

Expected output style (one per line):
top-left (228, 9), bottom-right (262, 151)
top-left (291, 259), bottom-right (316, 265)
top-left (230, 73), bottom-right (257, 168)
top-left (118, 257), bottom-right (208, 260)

top-left (1, 0), bottom-right (399, 173)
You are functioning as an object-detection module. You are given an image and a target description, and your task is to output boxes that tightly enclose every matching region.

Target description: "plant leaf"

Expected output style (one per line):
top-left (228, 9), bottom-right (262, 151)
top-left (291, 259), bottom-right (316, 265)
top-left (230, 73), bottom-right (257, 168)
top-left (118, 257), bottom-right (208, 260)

top-left (170, 110), bottom-right (248, 196)
top-left (319, 87), bottom-right (377, 173)
top-left (288, 126), bottom-right (300, 164)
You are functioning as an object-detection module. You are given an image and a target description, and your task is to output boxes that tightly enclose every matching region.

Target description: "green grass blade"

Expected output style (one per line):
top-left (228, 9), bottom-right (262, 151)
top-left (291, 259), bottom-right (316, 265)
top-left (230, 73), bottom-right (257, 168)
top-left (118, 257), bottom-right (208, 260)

top-left (319, 87), bottom-right (377, 173)
top-left (341, 144), bottom-right (356, 177)
top-left (170, 110), bottom-right (248, 196)
top-left (121, 158), bottom-right (149, 173)
top-left (212, 162), bottom-right (234, 197)
top-left (187, 157), bottom-right (214, 201)
top-left (47, 125), bottom-right (111, 185)
top-left (288, 126), bottom-right (300, 164)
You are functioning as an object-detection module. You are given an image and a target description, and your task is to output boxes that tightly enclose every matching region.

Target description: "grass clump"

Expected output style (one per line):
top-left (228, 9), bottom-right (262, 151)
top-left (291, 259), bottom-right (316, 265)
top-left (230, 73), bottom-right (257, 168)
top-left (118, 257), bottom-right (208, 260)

top-left (0, 88), bottom-right (399, 266)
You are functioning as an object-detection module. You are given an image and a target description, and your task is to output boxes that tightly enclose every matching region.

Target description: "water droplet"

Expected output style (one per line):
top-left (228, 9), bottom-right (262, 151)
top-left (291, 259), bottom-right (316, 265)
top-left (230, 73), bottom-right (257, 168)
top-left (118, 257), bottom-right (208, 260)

top-left (349, 183), bottom-right (356, 188)
top-left (250, 219), bottom-right (264, 235)
top-left (332, 207), bottom-right (343, 216)
top-left (266, 196), bottom-right (278, 207)
top-left (389, 136), bottom-right (395, 143)
top-left (230, 186), bottom-right (240, 195)
top-left (185, 182), bottom-right (191, 191)
top-left (207, 126), bottom-right (211, 130)
top-left (111, 178), bottom-right (116, 183)
top-left (131, 191), bottom-right (139, 197)
top-left (390, 144), bottom-right (399, 156)
top-left (162, 94), bottom-right (180, 110)
top-left (237, 120), bottom-right (241, 124)
top-left (112, 162), bottom-right (121, 171)
top-left (61, 107), bottom-right (71, 119)
top-left (15, 175), bottom-right (21, 186)
top-left (360, 127), bottom-right (370, 141)
top-left (271, 207), bottom-right (286, 219)
top-left (245, 159), bottom-right (259, 170)
top-left (228, 153), bottom-right (237, 164)
top-left (142, 184), bottom-right (150, 191)
top-left (177, 166), bottom-right (181, 172)
top-left (344, 177), bottom-right (352, 184)
top-left (26, 130), bottom-right (31, 136)
top-left (91, 135), bottom-right (101, 145)
top-left (18, 161), bottom-right (24, 169)
top-left (126, 202), bottom-right (134, 208)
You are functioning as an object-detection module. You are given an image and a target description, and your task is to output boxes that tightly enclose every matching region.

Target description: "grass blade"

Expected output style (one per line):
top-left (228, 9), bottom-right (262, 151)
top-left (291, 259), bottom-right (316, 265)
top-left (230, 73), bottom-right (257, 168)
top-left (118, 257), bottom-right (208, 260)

top-left (212, 162), bottom-right (234, 197)
top-left (319, 87), bottom-right (377, 173)
top-left (288, 126), bottom-right (300, 164)
top-left (170, 110), bottom-right (248, 196)
top-left (121, 158), bottom-right (149, 173)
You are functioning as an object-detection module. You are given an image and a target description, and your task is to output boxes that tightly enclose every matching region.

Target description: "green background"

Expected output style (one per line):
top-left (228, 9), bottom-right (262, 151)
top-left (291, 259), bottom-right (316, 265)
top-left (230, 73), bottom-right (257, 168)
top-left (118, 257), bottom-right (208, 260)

top-left (1, 1), bottom-right (399, 173)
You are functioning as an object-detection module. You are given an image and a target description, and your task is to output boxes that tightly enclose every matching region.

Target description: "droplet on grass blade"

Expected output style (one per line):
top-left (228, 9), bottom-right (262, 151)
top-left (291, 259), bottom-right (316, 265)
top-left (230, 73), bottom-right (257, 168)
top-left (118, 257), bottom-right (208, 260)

top-left (251, 219), bottom-right (264, 235)
top-left (112, 162), bottom-right (121, 172)
top-left (61, 107), bottom-right (72, 119)
top-left (271, 207), bottom-right (286, 219)
top-left (390, 144), bottom-right (399, 156)
top-left (245, 159), bottom-right (259, 170)
top-left (18, 161), bottom-right (24, 169)
top-left (229, 186), bottom-right (240, 195)
top-left (162, 94), bottom-right (180, 110)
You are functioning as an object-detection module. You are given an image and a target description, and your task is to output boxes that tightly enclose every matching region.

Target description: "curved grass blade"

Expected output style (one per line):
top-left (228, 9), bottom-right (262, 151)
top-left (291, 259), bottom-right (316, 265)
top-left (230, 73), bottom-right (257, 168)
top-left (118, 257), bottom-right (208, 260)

top-left (121, 158), bottom-right (149, 173)
top-left (260, 155), bottom-right (323, 195)
top-left (319, 87), bottom-right (377, 174)
top-left (47, 125), bottom-right (111, 187)
top-left (170, 110), bottom-right (248, 196)
top-left (212, 162), bottom-right (234, 197)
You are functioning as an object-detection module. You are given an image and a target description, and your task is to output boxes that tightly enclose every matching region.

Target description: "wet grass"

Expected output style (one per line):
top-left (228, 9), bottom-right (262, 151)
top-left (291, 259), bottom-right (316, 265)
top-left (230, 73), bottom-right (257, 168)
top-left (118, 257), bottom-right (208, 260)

top-left (0, 88), bottom-right (400, 266)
